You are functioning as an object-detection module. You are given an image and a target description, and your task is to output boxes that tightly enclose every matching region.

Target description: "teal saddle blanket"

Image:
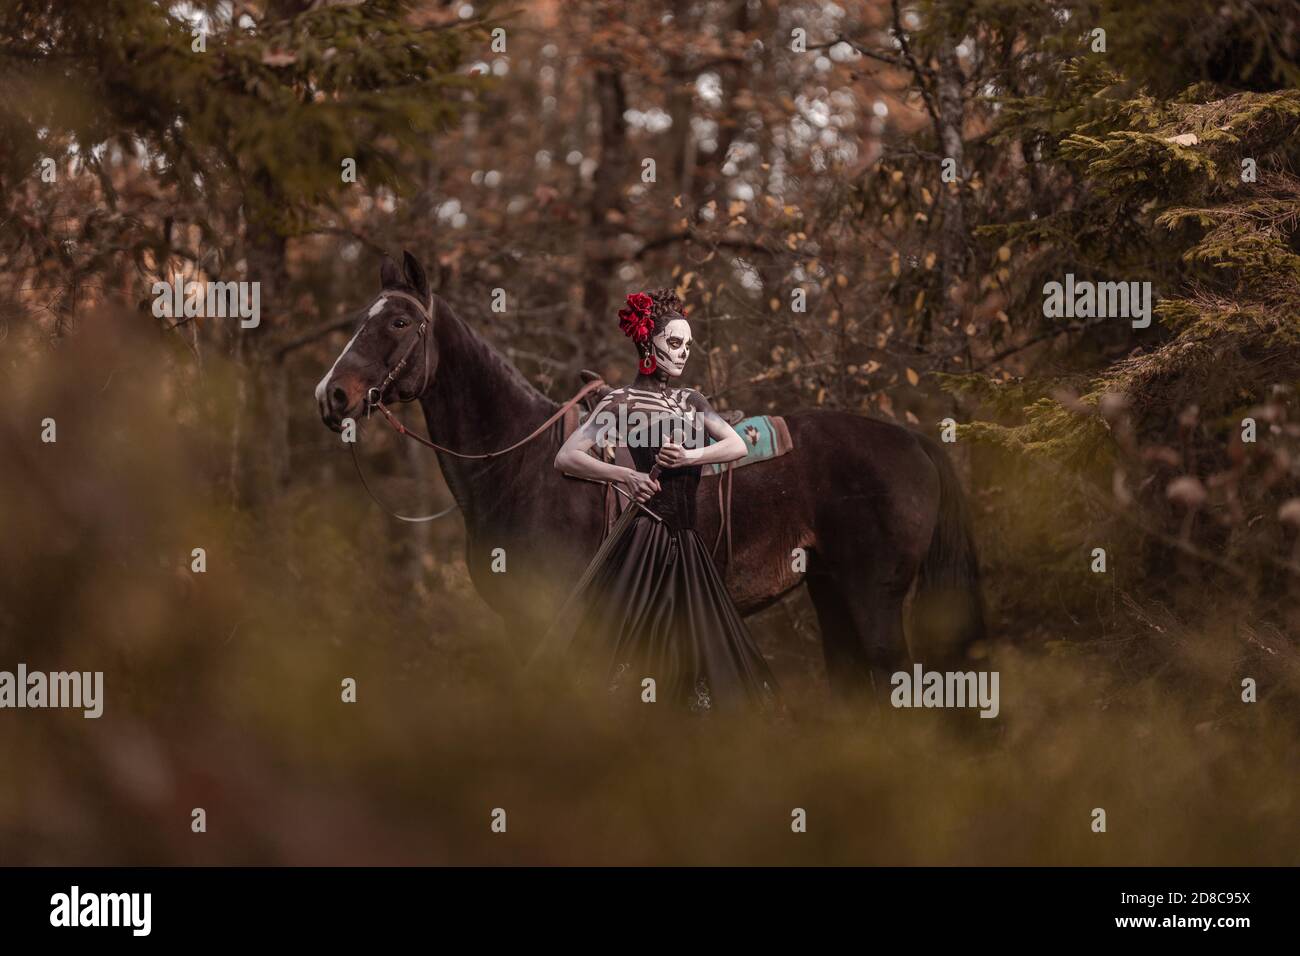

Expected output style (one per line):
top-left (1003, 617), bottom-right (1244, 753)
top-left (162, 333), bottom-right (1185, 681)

top-left (703, 415), bottom-right (793, 475)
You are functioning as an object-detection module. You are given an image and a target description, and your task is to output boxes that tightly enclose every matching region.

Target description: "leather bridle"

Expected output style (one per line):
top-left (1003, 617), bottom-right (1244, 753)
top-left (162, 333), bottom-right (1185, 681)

top-left (364, 289), bottom-right (435, 414)
top-left (348, 290), bottom-right (606, 521)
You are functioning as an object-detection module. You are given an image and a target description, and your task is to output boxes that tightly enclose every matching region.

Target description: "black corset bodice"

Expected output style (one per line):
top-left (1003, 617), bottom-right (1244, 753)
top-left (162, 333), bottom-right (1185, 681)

top-left (630, 443), bottom-right (700, 532)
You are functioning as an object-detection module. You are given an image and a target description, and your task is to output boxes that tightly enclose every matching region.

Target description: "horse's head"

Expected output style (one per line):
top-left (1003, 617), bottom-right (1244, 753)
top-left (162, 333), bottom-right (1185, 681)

top-left (316, 251), bottom-right (437, 431)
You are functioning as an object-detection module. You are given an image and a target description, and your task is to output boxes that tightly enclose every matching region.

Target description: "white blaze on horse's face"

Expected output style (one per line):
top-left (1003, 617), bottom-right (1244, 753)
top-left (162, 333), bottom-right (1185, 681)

top-left (653, 317), bottom-right (692, 378)
top-left (314, 326), bottom-right (362, 405)
top-left (313, 295), bottom-right (392, 411)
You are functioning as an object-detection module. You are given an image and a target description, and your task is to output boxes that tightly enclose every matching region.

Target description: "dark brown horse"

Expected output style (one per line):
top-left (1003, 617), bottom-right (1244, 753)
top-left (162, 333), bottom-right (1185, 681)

top-left (317, 252), bottom-right (985, 696)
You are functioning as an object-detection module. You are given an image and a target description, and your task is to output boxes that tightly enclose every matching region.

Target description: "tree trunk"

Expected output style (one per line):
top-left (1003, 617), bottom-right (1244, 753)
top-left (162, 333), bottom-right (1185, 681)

top-left (582, 68), bottom-right (627, 335)
top-left (231, 210), bottom-right (290, 508)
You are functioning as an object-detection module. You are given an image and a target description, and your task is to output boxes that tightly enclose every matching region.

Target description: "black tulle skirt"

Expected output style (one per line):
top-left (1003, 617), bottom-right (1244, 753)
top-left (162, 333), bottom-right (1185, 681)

top-left (562, 513), bottom-right (781, 713)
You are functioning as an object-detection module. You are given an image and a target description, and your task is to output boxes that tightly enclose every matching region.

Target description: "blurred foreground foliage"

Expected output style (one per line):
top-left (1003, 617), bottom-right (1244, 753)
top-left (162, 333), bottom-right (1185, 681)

top-left (0, 318), bottom-right (1298, 864)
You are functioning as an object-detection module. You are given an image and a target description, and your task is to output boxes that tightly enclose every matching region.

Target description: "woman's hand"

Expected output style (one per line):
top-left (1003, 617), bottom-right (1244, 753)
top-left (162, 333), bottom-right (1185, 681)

top-left (621, 467), bottom-right (661, 503)
top-left (655, 441), bottom-right (694, 469)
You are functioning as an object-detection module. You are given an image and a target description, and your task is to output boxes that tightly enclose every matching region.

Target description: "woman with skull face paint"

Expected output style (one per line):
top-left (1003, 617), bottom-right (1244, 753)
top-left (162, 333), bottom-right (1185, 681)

top-left (549, 290), bottom-right (781, 714)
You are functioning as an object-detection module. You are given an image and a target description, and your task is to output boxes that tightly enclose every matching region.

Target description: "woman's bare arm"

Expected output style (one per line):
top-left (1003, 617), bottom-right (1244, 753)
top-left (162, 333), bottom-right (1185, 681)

top-left (655, 390), bottom-right (747, 469)
top-left (554, 398), bottom-right (661, 502)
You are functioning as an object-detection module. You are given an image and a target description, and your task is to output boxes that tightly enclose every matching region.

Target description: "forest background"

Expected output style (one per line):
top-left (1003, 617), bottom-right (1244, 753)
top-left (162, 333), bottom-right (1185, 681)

top-left (1, 0), bottom-right (1298, 864)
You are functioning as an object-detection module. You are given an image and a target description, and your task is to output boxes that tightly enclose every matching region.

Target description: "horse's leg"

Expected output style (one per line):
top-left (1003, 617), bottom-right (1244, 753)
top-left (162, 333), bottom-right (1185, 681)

top-left (805, 570), bottom-right (870, 697)
top-left (835, 576), bottom-right (910, 698)
top-left (815, 502), bottom-right (920, 700)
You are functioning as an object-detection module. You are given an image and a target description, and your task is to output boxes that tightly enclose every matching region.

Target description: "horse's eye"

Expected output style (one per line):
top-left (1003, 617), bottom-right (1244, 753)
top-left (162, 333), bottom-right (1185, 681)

top-left (392, 318), bottom-right (409, 329)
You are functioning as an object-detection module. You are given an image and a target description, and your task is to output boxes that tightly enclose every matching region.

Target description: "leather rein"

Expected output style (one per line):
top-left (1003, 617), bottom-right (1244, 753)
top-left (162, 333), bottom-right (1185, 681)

top-left (349, 290), bottom-right (605, 522)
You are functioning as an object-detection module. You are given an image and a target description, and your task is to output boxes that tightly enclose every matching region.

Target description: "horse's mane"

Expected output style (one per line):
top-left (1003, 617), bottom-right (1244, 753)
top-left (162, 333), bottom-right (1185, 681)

top-left (434, 294), bottom-right (556, 408)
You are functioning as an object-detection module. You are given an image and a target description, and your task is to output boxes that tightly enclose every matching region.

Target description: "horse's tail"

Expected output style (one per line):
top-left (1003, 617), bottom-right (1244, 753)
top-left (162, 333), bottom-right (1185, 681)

top-left (911, 435), bottom-right (987, 664)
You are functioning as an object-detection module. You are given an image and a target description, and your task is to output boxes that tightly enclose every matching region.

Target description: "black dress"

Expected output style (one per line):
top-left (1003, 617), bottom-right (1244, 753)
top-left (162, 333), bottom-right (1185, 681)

top-left (558, 426), bottom-right (781, 714)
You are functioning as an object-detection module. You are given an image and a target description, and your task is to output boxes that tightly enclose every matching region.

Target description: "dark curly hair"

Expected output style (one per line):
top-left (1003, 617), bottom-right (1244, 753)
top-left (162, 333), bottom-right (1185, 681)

top-left (642, 288), bottom-right (684, 332)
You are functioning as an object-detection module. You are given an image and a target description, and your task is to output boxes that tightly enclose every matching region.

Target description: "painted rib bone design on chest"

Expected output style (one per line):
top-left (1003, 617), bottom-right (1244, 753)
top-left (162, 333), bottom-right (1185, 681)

top-left (590, 387), bottom-right (705, 450)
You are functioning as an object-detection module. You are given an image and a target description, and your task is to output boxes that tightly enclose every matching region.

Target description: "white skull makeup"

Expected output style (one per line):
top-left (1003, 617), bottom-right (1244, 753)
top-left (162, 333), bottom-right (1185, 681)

top-left (652, 317), bottom-right (692, 378)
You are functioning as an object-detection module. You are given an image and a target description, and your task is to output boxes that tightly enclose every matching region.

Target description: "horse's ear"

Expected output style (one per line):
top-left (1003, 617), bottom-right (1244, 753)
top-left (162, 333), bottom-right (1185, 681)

top-left (379, 254), bottom-right (402, 289)
top-left (402, 250), bottom-right (430, 301)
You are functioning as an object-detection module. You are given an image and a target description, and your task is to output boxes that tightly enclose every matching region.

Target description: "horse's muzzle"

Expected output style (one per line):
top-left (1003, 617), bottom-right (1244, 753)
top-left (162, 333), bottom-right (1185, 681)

top-left (318, 372), bottom-right (367, 431)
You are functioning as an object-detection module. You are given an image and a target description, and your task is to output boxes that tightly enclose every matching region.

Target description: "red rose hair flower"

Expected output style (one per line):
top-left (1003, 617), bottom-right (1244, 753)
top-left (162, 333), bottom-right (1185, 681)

top-left (617, 292), bottom-right (655, 343)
